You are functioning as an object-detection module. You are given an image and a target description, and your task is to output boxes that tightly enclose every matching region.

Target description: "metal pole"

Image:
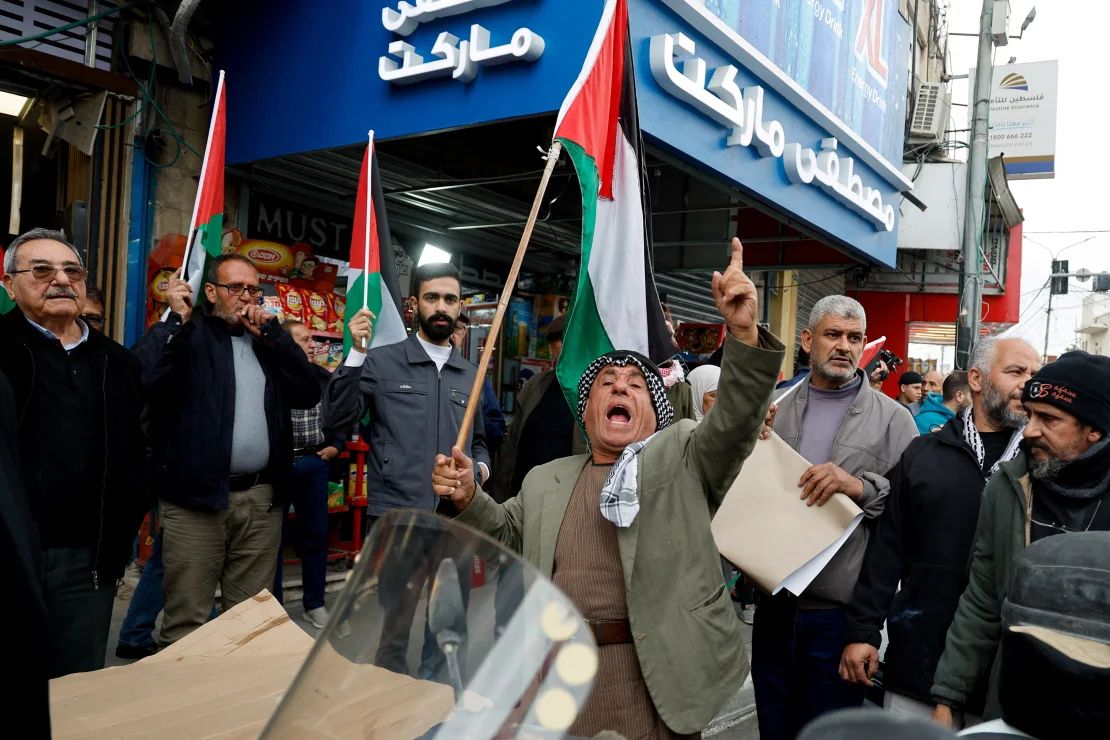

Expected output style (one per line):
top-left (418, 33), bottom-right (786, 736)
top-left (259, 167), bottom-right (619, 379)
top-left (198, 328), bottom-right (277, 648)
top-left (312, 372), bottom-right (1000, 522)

top-left (1042, 287), bottom-right (1054, 362)
top-left (955, 0), bottom-right (995, 370)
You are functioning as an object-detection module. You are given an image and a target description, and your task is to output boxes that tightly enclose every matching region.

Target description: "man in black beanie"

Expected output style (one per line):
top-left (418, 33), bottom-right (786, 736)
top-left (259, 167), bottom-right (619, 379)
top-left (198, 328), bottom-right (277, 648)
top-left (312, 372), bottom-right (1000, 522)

top-left (931, 350), bottom-right (1110, 729)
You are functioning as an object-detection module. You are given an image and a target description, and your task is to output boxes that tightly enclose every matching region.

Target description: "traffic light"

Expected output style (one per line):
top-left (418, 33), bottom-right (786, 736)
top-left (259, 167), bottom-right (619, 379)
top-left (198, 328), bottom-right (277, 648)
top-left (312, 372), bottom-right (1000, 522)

top-left (1051, 260), bottom-right (1069, 295)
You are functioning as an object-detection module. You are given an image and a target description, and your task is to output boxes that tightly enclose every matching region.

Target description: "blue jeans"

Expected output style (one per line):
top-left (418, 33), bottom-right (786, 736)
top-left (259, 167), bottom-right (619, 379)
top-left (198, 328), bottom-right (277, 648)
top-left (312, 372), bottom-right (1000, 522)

top-left (117, 530), bottom-right (165, 650)
top-left (273, 455), bottom-right (331, 610)
top-left (752, 594), bottom-right (867, 740)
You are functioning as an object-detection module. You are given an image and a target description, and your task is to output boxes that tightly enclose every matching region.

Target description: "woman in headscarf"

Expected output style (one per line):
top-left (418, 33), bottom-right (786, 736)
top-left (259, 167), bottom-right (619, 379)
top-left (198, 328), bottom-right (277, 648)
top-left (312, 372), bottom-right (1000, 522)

top-left (687, 364), bottom-right (722, 423)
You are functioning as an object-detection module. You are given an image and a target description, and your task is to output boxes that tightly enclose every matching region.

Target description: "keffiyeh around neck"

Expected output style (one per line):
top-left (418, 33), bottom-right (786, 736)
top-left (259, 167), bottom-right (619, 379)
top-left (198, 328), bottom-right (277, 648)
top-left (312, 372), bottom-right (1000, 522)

top-left (599, 433), bottom-right (658, 527)
top-left (962, 405), bottom-right (1023, 477)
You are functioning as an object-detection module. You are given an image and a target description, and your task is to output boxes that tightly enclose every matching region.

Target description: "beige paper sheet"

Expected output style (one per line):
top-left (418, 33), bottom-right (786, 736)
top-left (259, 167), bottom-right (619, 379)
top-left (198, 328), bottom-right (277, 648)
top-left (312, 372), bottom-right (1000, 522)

top-left (712, 433), bottom-right (863, 594)
top-left (49, 591), bottom-right (451, 739)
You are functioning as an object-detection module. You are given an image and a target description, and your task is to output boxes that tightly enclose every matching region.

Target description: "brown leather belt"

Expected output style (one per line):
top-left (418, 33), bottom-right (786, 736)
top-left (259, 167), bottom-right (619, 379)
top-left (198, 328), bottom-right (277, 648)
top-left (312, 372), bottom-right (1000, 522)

top-left (587, 619), bottom-right (634, 645)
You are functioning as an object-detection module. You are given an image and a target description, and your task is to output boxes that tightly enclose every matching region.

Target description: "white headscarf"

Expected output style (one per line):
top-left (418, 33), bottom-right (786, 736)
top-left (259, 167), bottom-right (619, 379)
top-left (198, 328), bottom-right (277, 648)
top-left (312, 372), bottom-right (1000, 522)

top-left (687, 364), bottom-right (722, 422)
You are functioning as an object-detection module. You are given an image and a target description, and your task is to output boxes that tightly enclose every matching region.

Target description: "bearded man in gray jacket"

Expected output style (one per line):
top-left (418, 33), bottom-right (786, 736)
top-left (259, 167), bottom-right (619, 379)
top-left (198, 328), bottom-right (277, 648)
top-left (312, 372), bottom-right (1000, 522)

top-left (752, 295), bottom-right (918, 740)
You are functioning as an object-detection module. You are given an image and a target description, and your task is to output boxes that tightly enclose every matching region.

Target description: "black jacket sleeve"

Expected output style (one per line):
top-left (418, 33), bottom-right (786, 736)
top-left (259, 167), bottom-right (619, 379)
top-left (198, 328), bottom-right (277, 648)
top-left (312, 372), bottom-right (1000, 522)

top-left (258, 318), bottom-right (321, 410)
top-left (844, 441), bottom-right (916, 647)
top-left (132, 312), bottom-right (194, 404)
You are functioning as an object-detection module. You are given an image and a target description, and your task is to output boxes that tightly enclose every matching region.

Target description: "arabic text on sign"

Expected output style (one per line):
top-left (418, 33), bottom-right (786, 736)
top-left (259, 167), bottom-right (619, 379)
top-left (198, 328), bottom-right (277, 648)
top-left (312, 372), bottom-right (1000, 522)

top-left (649, 31), bottom-right (895, 232)
top-left (379, 23), bottom-right (544, 85)
top-left (382, 0), bottom-right (515, 37)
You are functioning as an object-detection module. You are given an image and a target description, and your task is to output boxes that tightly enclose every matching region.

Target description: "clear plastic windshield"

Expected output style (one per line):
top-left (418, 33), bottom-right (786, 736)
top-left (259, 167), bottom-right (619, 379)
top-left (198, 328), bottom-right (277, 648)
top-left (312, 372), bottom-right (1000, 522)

top-left (262, 509), bottom-right (598, 739)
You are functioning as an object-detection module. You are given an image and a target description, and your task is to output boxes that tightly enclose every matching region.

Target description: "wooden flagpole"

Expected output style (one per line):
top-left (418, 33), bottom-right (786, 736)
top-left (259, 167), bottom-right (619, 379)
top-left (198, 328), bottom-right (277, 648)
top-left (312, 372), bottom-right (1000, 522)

top-left (453, 140), bottom-right (564, 452)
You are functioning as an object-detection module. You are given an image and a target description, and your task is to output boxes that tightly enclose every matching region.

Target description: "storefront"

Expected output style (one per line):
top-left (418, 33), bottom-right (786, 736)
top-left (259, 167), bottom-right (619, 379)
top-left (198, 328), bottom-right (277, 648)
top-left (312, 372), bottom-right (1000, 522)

top-left (215, 0), bottom-right (915, 387)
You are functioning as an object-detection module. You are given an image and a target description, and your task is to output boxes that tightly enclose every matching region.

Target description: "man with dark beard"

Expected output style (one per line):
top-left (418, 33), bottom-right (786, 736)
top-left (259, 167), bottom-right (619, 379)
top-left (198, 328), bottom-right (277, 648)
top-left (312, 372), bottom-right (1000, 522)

top-left (930, 350), bottom-right (1110, 728)
top-left (841, 337), bottom-right (1040, 724)
top-left (325, 261), bottom-right (490, 681)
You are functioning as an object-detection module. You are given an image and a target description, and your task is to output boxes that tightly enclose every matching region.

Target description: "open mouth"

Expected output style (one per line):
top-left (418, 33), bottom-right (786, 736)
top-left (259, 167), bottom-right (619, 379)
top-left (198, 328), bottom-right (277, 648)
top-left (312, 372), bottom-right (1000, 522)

top-left (606, 404), bottom-right (632, 426)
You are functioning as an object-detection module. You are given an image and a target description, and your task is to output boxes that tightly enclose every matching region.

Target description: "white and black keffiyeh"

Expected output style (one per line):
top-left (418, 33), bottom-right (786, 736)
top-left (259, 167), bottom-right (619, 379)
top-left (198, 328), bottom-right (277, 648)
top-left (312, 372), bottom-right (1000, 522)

top-left (577, 351), bottom-right (674, 528)
top-left (961, 405), bottom-right (1023, 477)
top-left (599, 433), bottom-right (658, 527)
top-left (576, 351), bottom-right (675, 430)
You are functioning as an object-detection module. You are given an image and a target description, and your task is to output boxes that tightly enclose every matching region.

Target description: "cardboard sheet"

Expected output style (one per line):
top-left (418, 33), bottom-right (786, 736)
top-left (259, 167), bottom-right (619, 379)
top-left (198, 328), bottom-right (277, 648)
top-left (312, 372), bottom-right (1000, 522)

top-left (712, 433), bottom-right (863, 596)
top-left (49, 591), bottom-right (452, 739)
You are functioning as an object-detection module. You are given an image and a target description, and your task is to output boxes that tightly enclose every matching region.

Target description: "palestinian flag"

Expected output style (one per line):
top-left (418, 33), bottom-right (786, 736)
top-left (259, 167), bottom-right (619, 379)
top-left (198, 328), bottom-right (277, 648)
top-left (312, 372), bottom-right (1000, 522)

top-left (0, 247), bottom-right (14, 314)
top-left (553, 0), bottom-right (675, 412)
top-left (178, 70), bottom-right (226, 303)
top-left (343, 133), bottom-right (407, 354)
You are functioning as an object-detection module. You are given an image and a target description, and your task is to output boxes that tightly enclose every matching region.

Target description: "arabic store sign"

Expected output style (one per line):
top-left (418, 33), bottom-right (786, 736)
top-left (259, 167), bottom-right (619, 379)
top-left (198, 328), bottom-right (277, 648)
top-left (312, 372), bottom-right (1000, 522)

top-left (976, 60), bottom-right (1058, 180)
top-left (650, 32), bottom-right (894, 232)
top-left (379, 0), bottom-right (545, 85)
top-left (630, 0), bottom-right (910, 263)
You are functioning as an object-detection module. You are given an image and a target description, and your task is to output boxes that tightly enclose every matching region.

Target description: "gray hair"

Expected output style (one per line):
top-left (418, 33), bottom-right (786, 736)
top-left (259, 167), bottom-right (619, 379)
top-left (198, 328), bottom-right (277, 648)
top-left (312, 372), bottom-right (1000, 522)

top-left (3, 228), bottom-right (82, 274)
top-left (970, 336), bottom-right (999, 375)
top-left (807, 295), bottom-right (867, 334)
top-left (970, 336), bottom-right (1037, 375)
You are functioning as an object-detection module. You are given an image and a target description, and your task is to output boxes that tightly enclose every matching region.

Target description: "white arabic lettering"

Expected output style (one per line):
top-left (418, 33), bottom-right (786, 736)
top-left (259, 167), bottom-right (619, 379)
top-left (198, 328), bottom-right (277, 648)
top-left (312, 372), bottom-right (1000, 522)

top-left (382, 0), bottom-right (514, 37)
top-left (380, 24), bottom-right (543, 85)
top-left (650, 32), bottom-right (893, 232)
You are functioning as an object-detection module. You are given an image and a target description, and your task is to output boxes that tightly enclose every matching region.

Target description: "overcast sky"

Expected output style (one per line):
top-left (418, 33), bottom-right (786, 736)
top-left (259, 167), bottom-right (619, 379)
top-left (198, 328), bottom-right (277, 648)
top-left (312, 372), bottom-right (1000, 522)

top-left (942, 0), bottom-right (1107, 357)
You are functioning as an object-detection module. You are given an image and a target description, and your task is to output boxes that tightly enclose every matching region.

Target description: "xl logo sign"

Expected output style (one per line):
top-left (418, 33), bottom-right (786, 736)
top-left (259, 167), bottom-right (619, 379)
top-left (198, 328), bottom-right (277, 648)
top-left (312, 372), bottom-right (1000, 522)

top-left (854, 0), bottom-right (889, 87)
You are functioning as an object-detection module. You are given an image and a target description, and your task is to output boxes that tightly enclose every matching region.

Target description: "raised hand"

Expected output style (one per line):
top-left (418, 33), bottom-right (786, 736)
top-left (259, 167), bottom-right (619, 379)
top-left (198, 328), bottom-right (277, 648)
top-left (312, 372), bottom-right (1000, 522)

top-left (432, 446), bottom-right (476, 509)
top-left (712, 238), bottom-right (759, 346)
top-left (165, 269), bottom-right (194, 322)
top-left (348, 308), bottom-right (375, 351)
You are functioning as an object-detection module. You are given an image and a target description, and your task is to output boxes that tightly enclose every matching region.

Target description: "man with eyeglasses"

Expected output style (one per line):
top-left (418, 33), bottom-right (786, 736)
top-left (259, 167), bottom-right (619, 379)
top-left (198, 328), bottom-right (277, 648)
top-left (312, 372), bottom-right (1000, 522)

top-left (0, 227), bottom-right (149, 677)
top-left (80, 286), bottom-right (106, 332)
top-left (134, 252), bottom-right (320, 646)
top-left (930, 351), bottom-right (1110, 729)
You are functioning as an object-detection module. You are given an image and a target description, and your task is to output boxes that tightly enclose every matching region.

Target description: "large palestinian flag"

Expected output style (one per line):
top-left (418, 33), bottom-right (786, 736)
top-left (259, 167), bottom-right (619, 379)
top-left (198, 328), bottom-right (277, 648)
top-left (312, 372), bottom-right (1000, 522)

top-left (178, 70), bottom-right (226, 303)
top-left (553, 0), bottom-right (675, 411)
top-left (343, 133), bottom-right (407, 354)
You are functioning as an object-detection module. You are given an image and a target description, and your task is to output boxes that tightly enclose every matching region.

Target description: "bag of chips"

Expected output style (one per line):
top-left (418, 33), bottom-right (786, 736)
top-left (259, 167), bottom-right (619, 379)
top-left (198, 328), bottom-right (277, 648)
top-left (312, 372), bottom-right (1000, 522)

top-left (276, 284), bottom-right (305, 323)
top-left (261, 295), bottom-right (285, 323)
top-left (305, 290), bottom-right (329, 332)
top-left (326, 292), bottom-right (345, 334)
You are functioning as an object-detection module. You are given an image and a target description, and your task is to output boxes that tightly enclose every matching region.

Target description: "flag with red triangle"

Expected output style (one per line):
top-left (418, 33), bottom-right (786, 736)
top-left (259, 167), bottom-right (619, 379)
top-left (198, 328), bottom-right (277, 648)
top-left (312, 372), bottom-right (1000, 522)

top-left (552, 0), bottom-right (675, 412)
top-left (344, 132), bottom-right (406, 354)
top-left (178, 70), bottom-right (227, 302)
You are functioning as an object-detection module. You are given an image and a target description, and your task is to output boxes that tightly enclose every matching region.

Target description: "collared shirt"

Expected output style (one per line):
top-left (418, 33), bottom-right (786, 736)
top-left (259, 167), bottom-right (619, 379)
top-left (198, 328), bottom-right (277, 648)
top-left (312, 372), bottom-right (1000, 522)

top-left (24, 315), bottom-right (89, 352)
top-left (292, 403), bottom-right (326, 449)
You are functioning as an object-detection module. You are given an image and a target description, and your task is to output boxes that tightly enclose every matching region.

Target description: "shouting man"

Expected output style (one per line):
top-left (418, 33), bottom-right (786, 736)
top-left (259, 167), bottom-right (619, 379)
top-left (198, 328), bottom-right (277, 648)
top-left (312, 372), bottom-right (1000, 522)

top-left (432, 239), bottom-right (784, 737)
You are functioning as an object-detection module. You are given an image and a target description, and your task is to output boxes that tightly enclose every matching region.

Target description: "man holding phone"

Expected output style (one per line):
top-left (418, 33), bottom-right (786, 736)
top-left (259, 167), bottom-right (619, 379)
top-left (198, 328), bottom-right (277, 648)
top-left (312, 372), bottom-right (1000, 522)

top-left (134, 254), bottom-right (321, 645)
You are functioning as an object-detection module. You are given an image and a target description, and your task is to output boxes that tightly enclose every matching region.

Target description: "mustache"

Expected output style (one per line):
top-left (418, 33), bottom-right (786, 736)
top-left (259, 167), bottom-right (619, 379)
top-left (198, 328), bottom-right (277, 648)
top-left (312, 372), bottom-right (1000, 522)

top-left (44, 287), bottom-right (78, 299)
top-left (427, 313), bottom-right (452, 323)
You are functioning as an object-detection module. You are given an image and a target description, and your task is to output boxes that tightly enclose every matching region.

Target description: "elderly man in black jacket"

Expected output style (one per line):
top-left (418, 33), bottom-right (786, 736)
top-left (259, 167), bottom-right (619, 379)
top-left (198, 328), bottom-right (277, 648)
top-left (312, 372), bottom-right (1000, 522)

top-left (135, 253), bottom-right (320, 646)
top-left (1, 228), bottom-right (149, 677)
top-left (840, 337), bottom-right (1040, 721)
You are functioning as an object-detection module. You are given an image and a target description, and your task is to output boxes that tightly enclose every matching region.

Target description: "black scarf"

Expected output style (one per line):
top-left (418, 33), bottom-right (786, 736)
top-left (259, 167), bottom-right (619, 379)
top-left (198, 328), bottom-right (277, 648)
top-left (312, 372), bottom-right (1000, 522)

top-left (1036, 437), bottom-right (1110, 501)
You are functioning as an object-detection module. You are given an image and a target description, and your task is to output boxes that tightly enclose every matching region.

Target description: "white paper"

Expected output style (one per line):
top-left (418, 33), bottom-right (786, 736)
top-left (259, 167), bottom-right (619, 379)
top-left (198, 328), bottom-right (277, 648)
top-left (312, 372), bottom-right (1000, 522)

top-left (774, 512), bottom-right (864, 596)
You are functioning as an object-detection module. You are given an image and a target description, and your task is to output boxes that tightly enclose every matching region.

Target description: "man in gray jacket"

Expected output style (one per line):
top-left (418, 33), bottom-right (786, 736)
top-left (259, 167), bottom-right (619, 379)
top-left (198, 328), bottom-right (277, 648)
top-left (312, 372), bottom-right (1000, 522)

top-left (753, 295), bottom-right (917, 740)
top-left (326, 261), bottom-right (490, 679)
top-left (326, 260), bottom-right (491, 518)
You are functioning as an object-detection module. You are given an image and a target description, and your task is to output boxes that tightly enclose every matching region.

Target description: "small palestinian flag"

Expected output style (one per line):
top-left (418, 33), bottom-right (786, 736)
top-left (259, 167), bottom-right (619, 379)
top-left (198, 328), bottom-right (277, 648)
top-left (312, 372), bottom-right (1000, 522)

top-left (553, 0), bottom-right (676, 412)
top-left (178, 70), bottom-right (226, 303)
top-left (344, 132), bottom-right (406, 355)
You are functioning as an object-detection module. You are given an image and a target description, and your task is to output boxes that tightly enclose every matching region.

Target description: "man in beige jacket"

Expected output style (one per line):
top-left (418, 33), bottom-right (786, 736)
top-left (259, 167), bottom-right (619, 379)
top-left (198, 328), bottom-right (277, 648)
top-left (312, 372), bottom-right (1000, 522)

top-left (433, 239), bottom-right (783, 737)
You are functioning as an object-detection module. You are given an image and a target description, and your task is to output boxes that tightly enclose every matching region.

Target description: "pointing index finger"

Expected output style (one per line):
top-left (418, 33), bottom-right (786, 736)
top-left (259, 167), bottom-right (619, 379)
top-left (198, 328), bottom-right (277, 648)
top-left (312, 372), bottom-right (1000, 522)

top-left (729, 237), bottom-right (744, 272)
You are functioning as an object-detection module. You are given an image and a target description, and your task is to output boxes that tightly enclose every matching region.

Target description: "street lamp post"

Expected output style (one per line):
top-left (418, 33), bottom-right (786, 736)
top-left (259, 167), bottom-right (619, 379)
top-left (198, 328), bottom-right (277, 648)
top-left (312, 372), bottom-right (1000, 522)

top-left (955, 0), bottom-right (997, 370)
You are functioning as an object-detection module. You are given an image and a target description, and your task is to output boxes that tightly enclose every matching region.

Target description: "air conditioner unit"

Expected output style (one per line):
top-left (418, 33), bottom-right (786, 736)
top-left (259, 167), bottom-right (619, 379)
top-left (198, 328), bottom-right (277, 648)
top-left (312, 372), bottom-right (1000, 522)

top-left (908, 82), bottom-right (950, 143)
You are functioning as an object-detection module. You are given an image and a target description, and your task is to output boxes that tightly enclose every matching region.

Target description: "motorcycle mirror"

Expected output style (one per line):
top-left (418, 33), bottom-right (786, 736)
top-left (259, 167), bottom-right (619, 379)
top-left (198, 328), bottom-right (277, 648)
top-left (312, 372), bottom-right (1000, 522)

top-left (429, 558), bottom-right (467, 640)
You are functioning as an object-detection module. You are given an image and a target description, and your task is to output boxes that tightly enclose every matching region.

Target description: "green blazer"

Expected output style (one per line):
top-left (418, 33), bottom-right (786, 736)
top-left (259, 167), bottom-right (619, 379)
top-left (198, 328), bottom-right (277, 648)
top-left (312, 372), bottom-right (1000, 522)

top-left (458, 331), bottom-right (784, 733)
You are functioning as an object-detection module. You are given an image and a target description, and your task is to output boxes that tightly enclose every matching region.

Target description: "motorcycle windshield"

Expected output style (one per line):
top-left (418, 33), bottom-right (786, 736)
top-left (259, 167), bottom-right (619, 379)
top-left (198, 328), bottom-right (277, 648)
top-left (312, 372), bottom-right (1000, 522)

top-left (262, 509), bottom-right (598, 739)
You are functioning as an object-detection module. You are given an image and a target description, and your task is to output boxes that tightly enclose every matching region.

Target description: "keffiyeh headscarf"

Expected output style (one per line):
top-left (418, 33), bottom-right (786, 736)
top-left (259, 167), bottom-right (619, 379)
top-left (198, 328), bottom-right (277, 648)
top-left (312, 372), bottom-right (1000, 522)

top-left (576, 350), bottom-right (675, 430)
top-left (577, 351), bottom-right (675, 529)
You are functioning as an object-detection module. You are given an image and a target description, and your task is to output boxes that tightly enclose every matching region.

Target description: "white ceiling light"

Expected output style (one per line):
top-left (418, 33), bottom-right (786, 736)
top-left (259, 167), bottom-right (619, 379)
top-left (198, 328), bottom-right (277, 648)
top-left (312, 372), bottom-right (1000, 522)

top-left (0, 91), bottom-right (29, 118)
top-left (418, 243), bottom-right (452, 265)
